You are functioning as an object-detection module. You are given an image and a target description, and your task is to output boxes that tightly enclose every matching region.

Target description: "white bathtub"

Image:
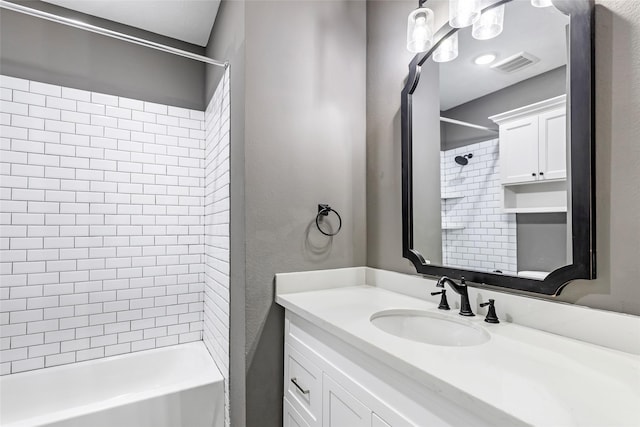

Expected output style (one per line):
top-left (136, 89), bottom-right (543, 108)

top-left (0, 342), bottom-right (224, 427)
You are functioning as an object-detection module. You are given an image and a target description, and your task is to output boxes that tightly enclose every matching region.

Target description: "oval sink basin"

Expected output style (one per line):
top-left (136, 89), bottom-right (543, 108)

top-left (370, 309), bottom-right (490, 347)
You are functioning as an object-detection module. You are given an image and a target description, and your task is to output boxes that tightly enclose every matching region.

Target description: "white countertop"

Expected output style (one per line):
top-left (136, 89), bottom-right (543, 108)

top-left (275, 269), bottom-right (640, 427)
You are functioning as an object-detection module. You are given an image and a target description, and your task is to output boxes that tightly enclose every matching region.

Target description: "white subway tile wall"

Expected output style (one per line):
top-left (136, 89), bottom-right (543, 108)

top-left (0, 75), bottom-right (206, 375)
top-left (440, 139), bottom-right (517, 275)
top-left (203, 69), bottom-right (230, 426)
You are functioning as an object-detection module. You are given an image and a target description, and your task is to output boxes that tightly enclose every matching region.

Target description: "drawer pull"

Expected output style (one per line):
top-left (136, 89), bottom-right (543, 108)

top-left (291, 377), bottom-right (310, 395)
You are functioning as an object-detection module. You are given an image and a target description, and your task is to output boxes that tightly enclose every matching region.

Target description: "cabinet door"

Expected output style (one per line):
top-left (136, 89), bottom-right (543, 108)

top-left (372, 413), bottom-right (392, 427)
top-left (323, 374), bottom-right (371, 427)
top-left (538, 107), bottom-right (567, 181)
top-left (499, 116), bottom-right (539, 184)
top-left (285, 398), bottom-right (312, 427)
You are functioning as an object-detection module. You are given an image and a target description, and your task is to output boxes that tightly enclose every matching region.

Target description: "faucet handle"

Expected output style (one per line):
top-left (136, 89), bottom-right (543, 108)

top-left (430, 290), bottom-right (450, 310)
top-left (479, 299), bottom-right (500, 324)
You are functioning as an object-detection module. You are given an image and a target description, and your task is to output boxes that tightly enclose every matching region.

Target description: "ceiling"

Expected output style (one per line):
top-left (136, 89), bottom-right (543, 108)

top-left (438, 0), bottom-right (570, 110)
top-left (41, 0), bottom-right (220, 46)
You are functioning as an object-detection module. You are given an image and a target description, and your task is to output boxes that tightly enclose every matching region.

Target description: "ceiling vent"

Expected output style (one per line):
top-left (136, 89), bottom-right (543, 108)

top-left (490, 52), bottom-right (540, 73)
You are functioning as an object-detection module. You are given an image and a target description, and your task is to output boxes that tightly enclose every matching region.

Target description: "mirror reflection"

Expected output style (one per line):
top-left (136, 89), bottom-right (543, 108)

top-left (412, 0), bottom-right (571, 280)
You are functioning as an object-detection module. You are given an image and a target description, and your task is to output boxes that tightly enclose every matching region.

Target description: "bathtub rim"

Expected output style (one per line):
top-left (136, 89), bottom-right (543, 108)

top-left (0, 341), bottom-right (224, 427)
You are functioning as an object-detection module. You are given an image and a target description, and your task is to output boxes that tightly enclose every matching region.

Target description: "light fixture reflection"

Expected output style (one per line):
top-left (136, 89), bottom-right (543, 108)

top-left (531, 0), bottom-right (554, 7)
top-left (433, 33), bottom-right (459, 63)
top-left (407, 7), bottom-right (435, 53)
top-left (449, 0), bottom-right (481, 28)
top-left (474, 54), bottom-right (496, 65)
top-left (472, 5), bottom-right (505, 40)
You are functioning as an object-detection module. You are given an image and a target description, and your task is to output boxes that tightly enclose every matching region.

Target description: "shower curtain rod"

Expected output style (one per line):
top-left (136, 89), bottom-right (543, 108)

top-left (440, 117), bottom-right (497, 133)
top-left (0, 0), bottom-right (228, 69)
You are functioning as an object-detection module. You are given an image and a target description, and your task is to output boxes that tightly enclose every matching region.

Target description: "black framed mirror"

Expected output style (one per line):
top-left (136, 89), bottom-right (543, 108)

top-left (401, 0), bottom-right (595, 295)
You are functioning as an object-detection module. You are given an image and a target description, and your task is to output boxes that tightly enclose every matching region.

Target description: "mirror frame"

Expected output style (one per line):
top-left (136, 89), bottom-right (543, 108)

top-left (401, 0), bottom-right (595, 295)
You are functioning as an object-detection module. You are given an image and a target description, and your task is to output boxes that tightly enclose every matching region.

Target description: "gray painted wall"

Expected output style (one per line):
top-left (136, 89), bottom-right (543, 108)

top-left (244, 2), bottom-right (366, 426)
top-left (366, 0), bottom-right (640, 316)
top-left (0, 1), bottom-right (206, 109)
top-left (366, 0), bottom-right (418, 274)
top-left (556, 0), bottom-right (640, 315)
top-left (205, 2), bottom-right (246, 426)
top-left (206, 1), bottom-right (367, 426)
top-left (441, 67), bottom-right (566, 150)
top-left (516, 213), bottom-right (567, 272)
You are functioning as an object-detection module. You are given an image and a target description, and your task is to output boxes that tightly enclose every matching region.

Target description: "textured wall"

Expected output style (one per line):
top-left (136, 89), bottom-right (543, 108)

top-left (0, 75), bottom-right (205, 374)
top-left (516, 212), bottom-right (568, 273)
top-left (243, 1), bottom-right (367, 426)
top-left (556, 0), bottom-right (640, 314)
top-left (0, 2), bottom-right (206, 110)
top-left (366, 0), bottom-right (640, 315)
top-left (205, 3), bottom-right (367, 425)
top-left (203, 68), bottom-right (230, 426)
top-left (366, 0), bottom-right (421, 275)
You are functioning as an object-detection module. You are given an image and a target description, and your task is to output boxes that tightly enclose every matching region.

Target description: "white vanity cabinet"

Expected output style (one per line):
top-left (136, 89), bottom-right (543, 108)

top-left (282, 310), bottom-right (501, 427)
top-left (322, 374), bottom-right (371, 427)
top-left (490, 95), bottom-right (567, 185)
top-left (372, 414), bottom-right (392, 427)
top-left (276, 270), bottom-right (640, 427)
top-left (284, 375), bottom-right (373, 427)
top-left (283, 330), bottom-right (397, 427)
top-left (284, 398), bottom-right (311, 427)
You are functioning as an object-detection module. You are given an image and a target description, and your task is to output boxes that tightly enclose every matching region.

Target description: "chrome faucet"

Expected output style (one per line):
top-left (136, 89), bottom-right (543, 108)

top-left (436, 276), bottom-right (474, 317)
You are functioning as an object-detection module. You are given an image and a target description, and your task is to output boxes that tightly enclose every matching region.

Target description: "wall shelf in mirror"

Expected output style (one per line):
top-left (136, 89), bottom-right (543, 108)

top-left (442, 223), bottom-right (465, 231)
top-left (441, 193), bottom-right (464, 200)
top-left (502, 181), bottom-right (568, 214)
top-left (401, 0), bottom-right (596, 296)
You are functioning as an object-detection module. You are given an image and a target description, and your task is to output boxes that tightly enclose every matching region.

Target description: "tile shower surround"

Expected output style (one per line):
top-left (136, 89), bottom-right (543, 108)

top-left (203, 69), bottom-right (231, 426)
top-left (0, 74), bottom-right (231, 375)
top-left (440, 139), bottom-right (517, 274)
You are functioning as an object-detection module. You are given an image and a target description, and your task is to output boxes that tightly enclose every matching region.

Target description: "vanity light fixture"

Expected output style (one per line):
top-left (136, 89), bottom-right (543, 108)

top-left (531, 0), bottom-right (554, 7)
top-left (449, 0), bottom-right (481, 28)
top-left (474, 53), bottom-right (496, 65)
top-left (472, 4), bottom-right (505, 40)
top-left (433, 32), bottom-right (459, 63)
top-left (407, 0), bottom-right (435, 53)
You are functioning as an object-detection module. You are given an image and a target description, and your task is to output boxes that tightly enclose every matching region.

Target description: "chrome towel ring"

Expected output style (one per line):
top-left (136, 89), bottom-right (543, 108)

top-left (316, 204), bottom-right (342, 237)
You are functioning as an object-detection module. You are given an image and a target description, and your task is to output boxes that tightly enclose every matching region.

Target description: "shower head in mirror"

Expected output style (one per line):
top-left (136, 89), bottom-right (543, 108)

top-left (455, 153), bottom-right (473, 166)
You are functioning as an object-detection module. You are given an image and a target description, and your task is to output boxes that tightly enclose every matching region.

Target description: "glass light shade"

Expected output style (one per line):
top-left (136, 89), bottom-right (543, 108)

top-left (449, 0), bottom-right (481, 28)
top-left (472, 5), bottom-right (505, 40)
top-left (407, 8), bottom-right (435, 53)
top-left (531, 0), bottom-right (554, 7)
top-left (433, 33), bottom-right (459, 63)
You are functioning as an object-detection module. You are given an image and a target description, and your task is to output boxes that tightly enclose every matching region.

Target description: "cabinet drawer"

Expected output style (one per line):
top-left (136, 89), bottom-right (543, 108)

top-left (284, 397), bottom-right (311, 427)
top-left (285, 344), bottom-right (322, 426)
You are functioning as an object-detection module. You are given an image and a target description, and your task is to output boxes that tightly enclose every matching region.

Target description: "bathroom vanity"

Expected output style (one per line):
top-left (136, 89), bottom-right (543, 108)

top-left (275, 1), bottom-right (636, 426)
top-left (275, 268), bottom-right (640, 427)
